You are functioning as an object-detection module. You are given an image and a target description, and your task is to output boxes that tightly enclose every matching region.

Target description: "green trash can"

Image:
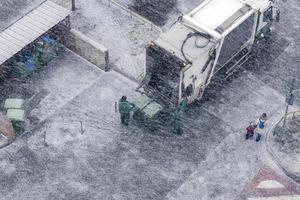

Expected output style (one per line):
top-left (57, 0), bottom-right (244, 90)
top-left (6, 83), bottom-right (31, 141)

top-left (133, 95), bottom-right (162, 130)
top-left (6, 109), bottom-right (25, 134)
top-left (4, 98), bottom-right (24, 110)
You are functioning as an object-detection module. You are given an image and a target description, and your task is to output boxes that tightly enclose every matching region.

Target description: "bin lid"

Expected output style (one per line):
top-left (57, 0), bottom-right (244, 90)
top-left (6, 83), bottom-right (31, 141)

top-left (6, 109), bottom-right (25, 122)
top-left (133, 95), bottom-right (153, 110)
top-left (133, 95), bottom-right (163, 117)
top-left (4, 98), bottom-right (24, 109)
top-left (143, 102), bottom-right (163, 118)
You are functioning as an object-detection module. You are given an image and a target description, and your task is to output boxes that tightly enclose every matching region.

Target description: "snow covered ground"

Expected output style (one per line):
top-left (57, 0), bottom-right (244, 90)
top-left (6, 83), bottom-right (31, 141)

top-left (1, 0), bottom-right (300, 199)
top-left (270, 113), bottom-right (300, 184)
top-left (71, 0), bottom-right (161, 81)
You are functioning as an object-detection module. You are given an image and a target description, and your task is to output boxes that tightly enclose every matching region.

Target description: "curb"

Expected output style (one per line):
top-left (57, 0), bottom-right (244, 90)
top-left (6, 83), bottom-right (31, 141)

top-left (265, 113), bottom-right (300, 184)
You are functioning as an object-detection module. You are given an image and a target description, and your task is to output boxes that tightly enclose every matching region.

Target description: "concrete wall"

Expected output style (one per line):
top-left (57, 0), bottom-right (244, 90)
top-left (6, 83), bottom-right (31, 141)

top-left (65, 29), bottom-right (110, 71)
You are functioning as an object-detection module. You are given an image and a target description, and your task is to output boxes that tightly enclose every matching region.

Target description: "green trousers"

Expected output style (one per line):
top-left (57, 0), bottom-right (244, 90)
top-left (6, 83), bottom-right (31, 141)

top-left (121, 113), bottom-right (130, 125)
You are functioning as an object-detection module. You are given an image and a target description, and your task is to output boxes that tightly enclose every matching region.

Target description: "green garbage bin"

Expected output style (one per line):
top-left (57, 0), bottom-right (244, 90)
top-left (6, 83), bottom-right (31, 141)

top-left (4, 98), bottom-right (24, 110)
top-left (133, 95), bottom-right (162, 130)
top-left (143, 102), bottom-right (162, 130)
top-left (6, 109), bottom-right (25, 134)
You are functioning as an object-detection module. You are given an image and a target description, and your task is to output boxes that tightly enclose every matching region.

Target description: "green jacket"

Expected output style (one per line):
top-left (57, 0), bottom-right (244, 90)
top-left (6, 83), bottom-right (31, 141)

top-left (172, 109), bottom-right (182, 124)
top-left (179, 99), bottom-right (188, 112)
top-left (118, 100), bottom-right (133, 115)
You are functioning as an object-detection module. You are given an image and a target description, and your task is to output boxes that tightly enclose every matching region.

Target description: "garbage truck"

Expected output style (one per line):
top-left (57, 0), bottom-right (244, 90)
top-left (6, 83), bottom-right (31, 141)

top-left (132, 0), bottom-right (280, 129)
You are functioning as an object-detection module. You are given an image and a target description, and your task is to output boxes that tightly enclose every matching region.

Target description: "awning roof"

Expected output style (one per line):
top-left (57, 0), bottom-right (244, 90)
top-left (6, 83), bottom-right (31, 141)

top-left (0, 0), bottom-right (71, 66)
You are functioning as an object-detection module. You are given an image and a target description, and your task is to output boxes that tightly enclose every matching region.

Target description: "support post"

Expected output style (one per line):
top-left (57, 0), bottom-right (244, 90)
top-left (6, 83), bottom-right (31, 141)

top-left (71, 0), bottom-right (76, 11)
top-left (283, 78), bottom-right (295, 127)
top-left (282, 103), bottom-right (289, 127)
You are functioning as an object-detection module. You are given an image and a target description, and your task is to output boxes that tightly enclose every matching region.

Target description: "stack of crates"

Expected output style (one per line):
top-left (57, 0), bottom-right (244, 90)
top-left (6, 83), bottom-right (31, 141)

top-left (4, 98), bottom-right (25, 134)
top-left (132, 95), bottom-right (162, 130)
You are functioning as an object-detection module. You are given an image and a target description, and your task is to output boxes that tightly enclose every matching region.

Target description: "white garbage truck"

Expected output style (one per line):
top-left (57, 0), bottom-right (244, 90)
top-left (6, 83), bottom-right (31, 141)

top-left (139, 0), bottom-right (280, 109)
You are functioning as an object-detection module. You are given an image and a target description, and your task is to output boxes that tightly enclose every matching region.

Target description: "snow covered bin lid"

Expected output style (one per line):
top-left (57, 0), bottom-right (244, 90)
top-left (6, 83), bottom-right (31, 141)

top-left (0, 112), bottom-right (15, 143)
top-left (143, 102), bottom-right (162, 118)
top-left (133, 95), bottom-right (153, 110)
top-left (132, 95), bottom-right (162, 118)
top-left (4, 98), bottom-right (24, 109)
top-left (6, 109), bottom-right (25, 122)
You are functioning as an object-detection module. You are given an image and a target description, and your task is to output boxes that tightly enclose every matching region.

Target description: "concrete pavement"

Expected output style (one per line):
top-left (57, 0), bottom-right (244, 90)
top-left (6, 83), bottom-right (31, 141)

top-left (1, 0), bottom-right (300, 199)
top-left (1, 49), bottom-right (297, 199)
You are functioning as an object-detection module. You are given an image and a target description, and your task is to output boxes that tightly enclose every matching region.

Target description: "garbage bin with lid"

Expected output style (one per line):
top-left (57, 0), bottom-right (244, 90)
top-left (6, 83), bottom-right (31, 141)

top-left (132, 95), bottom-right (162, 130)
top-left (6, 109), bottom-right (25, 134)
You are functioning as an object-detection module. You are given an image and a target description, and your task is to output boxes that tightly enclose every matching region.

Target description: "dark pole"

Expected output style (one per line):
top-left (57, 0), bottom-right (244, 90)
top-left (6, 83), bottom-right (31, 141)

top-left (71, 0), bottom-right (76, 11)
top-left (283, 78), bottom-right (295, 127)
top-left (282, 103), bottom-right (289, 127)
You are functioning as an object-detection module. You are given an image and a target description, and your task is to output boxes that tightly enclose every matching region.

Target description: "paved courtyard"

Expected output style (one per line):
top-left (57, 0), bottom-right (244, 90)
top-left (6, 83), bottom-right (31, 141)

top-left (0, 0), bottom-right (300, 199)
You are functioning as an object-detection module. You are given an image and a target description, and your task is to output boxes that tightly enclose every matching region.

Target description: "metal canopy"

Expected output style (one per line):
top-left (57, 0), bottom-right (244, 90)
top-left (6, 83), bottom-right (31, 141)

top-left (0, 0), bottom-right (71, 66)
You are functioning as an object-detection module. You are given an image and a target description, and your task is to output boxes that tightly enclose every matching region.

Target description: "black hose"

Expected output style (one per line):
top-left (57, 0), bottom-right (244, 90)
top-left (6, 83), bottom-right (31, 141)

top-left (180, 32), bottom-right (212, 65)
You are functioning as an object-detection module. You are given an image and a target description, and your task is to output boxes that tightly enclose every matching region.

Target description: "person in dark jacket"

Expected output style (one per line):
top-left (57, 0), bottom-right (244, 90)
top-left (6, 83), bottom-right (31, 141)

top-left (118, 96), bottom-right (134, 126)
top-left (246, 122), bottom-right (256, 140)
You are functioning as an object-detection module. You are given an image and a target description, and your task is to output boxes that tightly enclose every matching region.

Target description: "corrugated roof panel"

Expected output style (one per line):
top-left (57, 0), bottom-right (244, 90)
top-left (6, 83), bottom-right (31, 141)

top-left (0, 49), bottom-right (10, 58)
top-left (32, 10), bottom-right (59, 24)
top-left (14, 22), bottom-right (43, 38)
top-left (0, 0), bottom-right (71, 66)
top-left (0, 59), bottom-right (5, 65)
top-left (0, 51), bottom-right (8, 61)
top-left (0, 58), bottom-right (6, 65)
top-left (2, 29), bottom-right (30, 45)
top-left (0, 46), bottom-right (13, 57)
top-left (0, 32), bottom-right (25, 48)
top-left (28, 12), bottom-right (55, 27)
top-left (0, 42), bottom-right (16, 55)
top-left (45, 0), bottom-right (70, 15)
top-left (23, 16), bottom-right (49, 31)
top-left (0, 36), bottom-right (22, 52)
top-left (20, 19), bottom-right (47, 34)
top-left (42, 2), bottom-right (69, 18)
top-left (38, 6), bottom-right (64, 21)
top-left (9, 25), bottom-right (35, 42)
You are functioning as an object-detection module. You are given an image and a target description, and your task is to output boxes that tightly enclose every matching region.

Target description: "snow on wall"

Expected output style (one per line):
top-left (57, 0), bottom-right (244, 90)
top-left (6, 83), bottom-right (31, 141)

top-left (65, 29), bottom-right (110, 71)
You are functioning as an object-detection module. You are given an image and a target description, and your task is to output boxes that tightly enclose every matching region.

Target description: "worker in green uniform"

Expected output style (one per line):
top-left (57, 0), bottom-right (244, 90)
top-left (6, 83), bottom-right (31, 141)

top-left (179, 95), bottom-right (188, 112)
top-left (118, 96), bottom-right (134, 126)
top-left (172, 108), bottom-right (183, 135)
top-left (172, 96), bottom-right (188, 135)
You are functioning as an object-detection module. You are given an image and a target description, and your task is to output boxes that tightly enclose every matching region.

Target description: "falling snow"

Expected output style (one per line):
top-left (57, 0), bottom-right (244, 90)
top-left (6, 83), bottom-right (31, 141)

top-left (0, 0), bottom-right (300, 199)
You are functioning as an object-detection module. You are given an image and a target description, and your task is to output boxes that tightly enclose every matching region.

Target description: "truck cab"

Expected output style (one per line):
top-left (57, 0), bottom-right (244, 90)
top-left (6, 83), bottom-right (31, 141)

top-left (140, 0), bottom-right (280, 109)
